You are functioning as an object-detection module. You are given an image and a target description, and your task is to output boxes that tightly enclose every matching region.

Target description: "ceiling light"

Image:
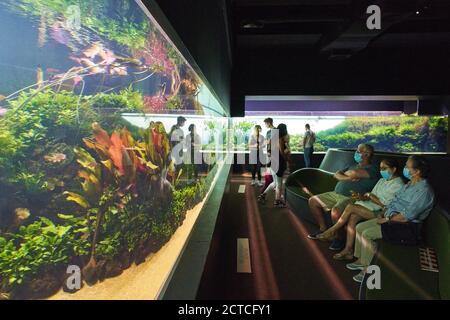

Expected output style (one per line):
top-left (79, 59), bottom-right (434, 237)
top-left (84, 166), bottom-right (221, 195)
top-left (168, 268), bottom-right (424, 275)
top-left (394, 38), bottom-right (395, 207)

top-left (241, 21), bottom-right (264, 29)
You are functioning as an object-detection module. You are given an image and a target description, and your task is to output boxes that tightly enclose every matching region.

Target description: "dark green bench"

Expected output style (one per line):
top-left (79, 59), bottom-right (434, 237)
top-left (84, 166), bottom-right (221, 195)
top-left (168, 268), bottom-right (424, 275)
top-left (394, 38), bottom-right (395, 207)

top-left (285, 149), bottom-right (358, 226)
top-left (285, 168), bottom-right (336, 226)
top-left (285, 148), bottom-right (448, 227)
top-left (361, 207), bottom-right (450, 300)
top-left (285, 148), bottom-right (450, 300)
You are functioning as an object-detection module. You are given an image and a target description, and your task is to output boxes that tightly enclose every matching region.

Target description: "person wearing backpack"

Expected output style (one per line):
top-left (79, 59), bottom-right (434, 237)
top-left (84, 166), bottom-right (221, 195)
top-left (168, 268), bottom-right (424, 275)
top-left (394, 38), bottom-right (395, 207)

top-left (303, 124), bottom-right (316, 168)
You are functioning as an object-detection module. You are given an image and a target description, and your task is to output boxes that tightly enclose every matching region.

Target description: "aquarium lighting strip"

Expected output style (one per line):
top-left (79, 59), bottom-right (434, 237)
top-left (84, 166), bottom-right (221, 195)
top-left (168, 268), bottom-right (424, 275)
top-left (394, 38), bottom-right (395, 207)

top-left (246, 96), bottom-right (419, 101)
top-left (245, 111), bottom-right (403, 117)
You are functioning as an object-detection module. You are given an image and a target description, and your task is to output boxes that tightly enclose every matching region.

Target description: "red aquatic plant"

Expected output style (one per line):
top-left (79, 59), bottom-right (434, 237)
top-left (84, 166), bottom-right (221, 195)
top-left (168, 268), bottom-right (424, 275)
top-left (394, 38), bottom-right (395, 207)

top-left (143, 95), bottom-right (166, 113)
top-left (66, 122), bottom-right (176, 284)
top-left (134, 34), bottom-right (175, 76)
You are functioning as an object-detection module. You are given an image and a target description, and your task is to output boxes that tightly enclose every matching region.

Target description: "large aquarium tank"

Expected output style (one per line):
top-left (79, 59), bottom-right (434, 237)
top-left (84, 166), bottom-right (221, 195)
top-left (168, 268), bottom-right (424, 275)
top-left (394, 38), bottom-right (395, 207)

top-left (0, 0), bottom-right (228, 300)
top-left (232, 115), bottom-right (448, 153)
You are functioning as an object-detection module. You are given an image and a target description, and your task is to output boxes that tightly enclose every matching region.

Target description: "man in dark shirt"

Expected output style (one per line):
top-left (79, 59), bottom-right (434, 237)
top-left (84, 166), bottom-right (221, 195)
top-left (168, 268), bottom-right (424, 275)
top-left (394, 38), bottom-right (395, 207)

top-left (307, 144), bottom-right (379, 250)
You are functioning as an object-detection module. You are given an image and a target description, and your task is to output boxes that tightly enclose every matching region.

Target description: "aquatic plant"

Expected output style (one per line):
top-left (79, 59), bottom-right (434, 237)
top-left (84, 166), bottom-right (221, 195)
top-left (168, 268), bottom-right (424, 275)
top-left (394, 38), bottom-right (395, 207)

top-left (3, 90), bottom-right (95, 150)
top-left (64, 121), bottom-right (175, 282)
top-left (2, 0), bottom-right (151, 50)
top-left (91, 87), bottom-right (144, 111)
top-left (0, 215), bottom-right (89, 295)
top-left (143, 95), bottom-right (167, 113)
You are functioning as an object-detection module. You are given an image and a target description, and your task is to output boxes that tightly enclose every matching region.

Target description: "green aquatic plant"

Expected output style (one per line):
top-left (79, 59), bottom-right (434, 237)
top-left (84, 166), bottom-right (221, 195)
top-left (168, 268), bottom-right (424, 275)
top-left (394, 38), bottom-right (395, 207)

top-left (167, 47), bottom-right (183, 66)
top-left (3, 90), bottom-right (95, 150)
top-left (91, 87), bottom-right (144, 112)
top-left (0, 215), bottom-right (89, 294)
top-left (3, 0), bottom-right (151, 50)
top-left (313, 115), bottom-right (448, 153)
top-left (0, 130), bottom-right (23, 173)
top-left (165, 96), bottom-right (182, 110)
top-left (10, 171), bottom-right (47, 199)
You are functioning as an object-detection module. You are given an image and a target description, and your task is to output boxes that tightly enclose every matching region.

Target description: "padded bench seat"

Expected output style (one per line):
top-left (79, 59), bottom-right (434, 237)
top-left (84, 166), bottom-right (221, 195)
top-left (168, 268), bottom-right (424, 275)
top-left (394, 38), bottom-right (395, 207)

top-left (285, 168), bottom-right (337, 226)
top-left (361, 207), bottom-right (450, 300)
top-left (285, 149), bottom-right (450, 300)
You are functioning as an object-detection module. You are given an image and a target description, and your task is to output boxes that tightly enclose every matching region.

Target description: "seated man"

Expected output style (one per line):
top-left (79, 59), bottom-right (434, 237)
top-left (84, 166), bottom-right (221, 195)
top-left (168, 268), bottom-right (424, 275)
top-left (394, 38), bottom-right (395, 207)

top-left (307, 144), bottom-right (379, 251)
top-left (316, 159), bottom-right (405, 260)
top-left (347, 155), bottom-right (435, 283)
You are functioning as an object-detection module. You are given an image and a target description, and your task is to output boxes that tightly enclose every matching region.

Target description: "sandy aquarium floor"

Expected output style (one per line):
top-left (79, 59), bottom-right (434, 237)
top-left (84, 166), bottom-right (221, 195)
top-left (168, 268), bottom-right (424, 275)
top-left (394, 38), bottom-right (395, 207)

top-left (49, 196), bottom-right (208, 300)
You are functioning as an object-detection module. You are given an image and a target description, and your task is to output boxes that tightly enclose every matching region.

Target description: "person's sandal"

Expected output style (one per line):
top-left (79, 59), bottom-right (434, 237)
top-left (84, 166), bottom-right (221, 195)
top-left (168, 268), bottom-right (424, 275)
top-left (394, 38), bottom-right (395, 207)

top-left (316, 231), bottom-right (335, 242)
top-left (333, 251), bottom-right (354, 261)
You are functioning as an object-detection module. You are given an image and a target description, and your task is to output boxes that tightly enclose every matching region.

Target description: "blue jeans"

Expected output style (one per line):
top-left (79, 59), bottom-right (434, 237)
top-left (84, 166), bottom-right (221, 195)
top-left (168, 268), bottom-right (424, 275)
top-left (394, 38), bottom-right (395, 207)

top-left (304, 147), bottom-right (314, 168)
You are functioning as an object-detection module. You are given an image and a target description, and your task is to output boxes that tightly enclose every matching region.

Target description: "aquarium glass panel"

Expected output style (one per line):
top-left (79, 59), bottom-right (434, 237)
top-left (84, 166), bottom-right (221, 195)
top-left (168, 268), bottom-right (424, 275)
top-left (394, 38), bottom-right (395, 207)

top-left (232, 116), bottom-right (448, 153)
top-left (0, 0), bottom-right (227, 300)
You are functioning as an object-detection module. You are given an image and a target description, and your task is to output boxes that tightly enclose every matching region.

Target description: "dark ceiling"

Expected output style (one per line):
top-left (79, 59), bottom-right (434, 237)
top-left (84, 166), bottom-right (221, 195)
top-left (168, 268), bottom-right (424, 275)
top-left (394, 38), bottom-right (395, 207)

top-left (231, 0), bottom-right (450, 59)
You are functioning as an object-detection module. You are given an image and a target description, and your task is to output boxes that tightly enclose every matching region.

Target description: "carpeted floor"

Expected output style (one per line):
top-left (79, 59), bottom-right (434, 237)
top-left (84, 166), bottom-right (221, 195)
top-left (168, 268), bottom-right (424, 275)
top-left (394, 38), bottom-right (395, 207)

top-left (197, 174), bottom-right (360, 300)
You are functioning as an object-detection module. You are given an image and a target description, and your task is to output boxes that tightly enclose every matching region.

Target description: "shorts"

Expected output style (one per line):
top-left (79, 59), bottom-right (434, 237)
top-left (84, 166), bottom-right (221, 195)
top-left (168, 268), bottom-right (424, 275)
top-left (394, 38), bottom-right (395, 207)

top-left (316, 191), bottom-right (354, 212)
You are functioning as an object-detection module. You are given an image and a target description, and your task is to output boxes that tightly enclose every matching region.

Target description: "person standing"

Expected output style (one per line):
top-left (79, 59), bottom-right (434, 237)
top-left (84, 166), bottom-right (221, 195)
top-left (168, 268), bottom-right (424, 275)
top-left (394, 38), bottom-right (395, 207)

top-left (303, 124), bottom-right (316, 168)
top-left (264, 118), bottom-right (275, 159)
top-left (249, 125), bottom-right (265, 186)
top-left (258, 123), bottom-right (290, 208)
top-left (258, 118), bottom-right (275, 203)
top-left (169, 116), bottom-right (187, 172)
top-left (186, 124), bottom-right (202, 181)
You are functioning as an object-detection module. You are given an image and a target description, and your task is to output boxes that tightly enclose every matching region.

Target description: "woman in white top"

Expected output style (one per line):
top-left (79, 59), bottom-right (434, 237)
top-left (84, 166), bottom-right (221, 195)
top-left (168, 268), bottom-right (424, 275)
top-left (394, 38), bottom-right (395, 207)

top-left (317, 159), bottom-right (404, 260)
top-left (249, 125), bottom-right (265, 186)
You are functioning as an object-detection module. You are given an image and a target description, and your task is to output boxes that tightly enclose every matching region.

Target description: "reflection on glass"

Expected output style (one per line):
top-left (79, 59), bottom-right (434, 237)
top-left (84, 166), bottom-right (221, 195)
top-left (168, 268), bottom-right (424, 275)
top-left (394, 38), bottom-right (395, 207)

top-left (0, 0), bottom-right (227, 300)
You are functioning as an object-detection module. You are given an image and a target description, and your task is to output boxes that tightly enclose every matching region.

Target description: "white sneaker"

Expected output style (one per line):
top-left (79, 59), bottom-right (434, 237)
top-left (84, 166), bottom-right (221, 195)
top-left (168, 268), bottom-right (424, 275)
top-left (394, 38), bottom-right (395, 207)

top-left (346, 262), bottom-right (365, 271)
top-left (257, 181), bottom-right (264, 187)
top-left (353, 270), bottom-right (366, 283)
top-left (251, 179), bottom-right (256, 186)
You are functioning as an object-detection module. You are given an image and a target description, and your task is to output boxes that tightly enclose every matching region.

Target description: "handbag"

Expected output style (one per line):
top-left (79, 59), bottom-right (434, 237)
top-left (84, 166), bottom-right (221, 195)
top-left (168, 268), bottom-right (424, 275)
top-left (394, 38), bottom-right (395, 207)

top-left (381, 221), bottom-right (422, 246)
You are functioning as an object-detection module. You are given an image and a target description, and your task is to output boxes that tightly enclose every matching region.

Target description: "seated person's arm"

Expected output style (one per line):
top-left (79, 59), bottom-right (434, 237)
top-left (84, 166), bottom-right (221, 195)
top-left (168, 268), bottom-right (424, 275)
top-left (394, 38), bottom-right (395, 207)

top-left (400, 189), bottom-right (435, 221)
top-left (366, 193), bottom-right (385, 207)
top-left (377, 212), bottom-right (407, 224)
top-left (386, 188), bottom-right (435, 221)
top-left (388, 213), bottom-right (409, 223)
top-left (334, 169), bottom-right (350, 180)
top-left (345, 169), bottom-right (370, 180)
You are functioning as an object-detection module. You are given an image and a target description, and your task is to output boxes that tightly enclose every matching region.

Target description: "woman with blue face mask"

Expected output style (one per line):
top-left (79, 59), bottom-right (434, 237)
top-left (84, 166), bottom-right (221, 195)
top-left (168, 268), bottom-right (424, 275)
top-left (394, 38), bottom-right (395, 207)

top-left (317, 159), bottom-right (404, 260)
top-left (350, 155), bottom-right (435, 283)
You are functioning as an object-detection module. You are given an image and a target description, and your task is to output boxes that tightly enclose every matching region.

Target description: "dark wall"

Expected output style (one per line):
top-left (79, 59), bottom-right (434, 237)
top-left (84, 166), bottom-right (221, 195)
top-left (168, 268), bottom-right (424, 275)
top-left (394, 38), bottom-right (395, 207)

top-left (232, 47), bottom-right (450, 115)
top-left (151, 0), bottom-right (232, 114)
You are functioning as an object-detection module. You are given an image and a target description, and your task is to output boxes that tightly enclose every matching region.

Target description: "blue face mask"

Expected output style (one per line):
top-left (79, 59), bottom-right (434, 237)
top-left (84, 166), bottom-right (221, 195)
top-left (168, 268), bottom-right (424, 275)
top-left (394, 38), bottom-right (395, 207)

top-left (380, 170), bottom-right (392, 180)
top-left (403, 167), bottom-right (413, 180)
top-left (354, 151), bottom-right (363, 163)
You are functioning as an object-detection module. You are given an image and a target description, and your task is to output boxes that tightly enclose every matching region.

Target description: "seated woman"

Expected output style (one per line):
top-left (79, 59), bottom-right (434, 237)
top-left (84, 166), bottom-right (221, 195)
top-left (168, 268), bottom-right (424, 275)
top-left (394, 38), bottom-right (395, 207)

top-left (348, 155), bottom-right (435, 283)
top-left (316, 159), bottom-right (404, 260)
